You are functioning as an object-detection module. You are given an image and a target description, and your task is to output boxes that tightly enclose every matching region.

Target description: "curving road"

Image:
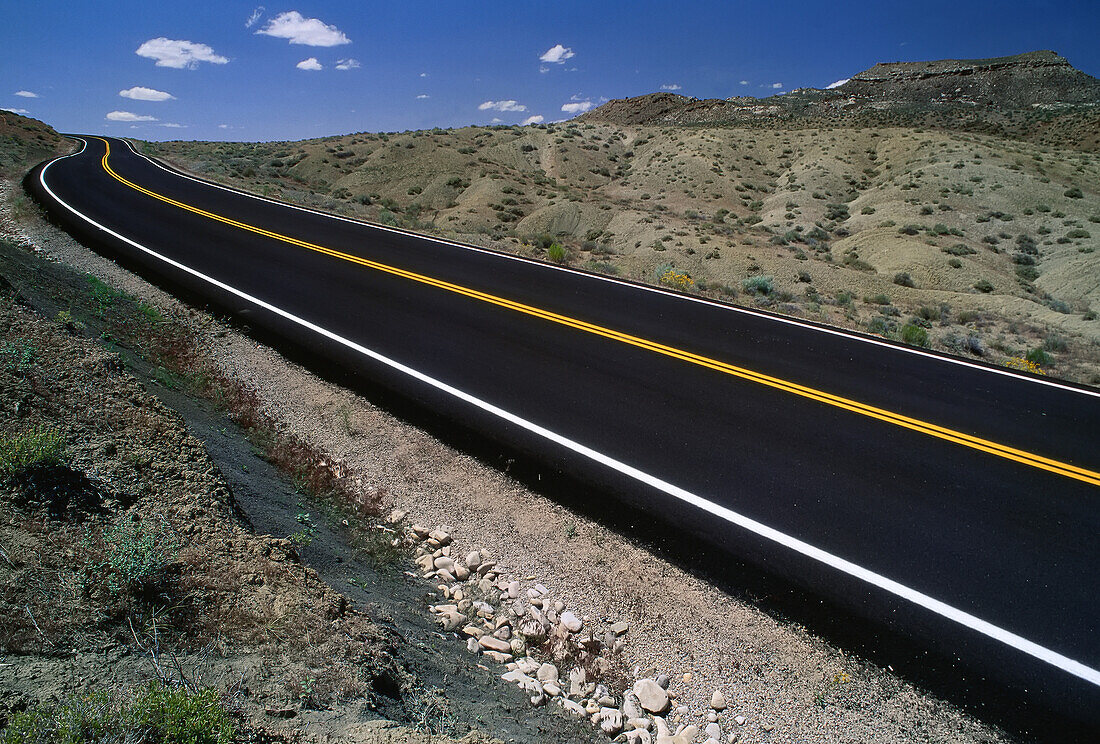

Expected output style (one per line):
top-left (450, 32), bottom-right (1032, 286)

top-left (28, 136), bottom-right (1100, 728)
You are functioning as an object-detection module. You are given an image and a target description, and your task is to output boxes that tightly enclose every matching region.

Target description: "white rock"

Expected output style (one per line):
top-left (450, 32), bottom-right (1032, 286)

top-left (506, 581), bottom-right (521, 598)
top-left (655, 674), bottom-right (670, 689)
top-left (558, 698), bottom-right (586, 716)
top-left (622, 691), bottom-right (644, 720)
top-left (705, 722), bottom-right (722, 740)
top-left (454, 564), bottom-right (470, 581)
top-left (410, 524), bottom-right (430, 538)
top-left (710, 690), bottom-right (728, 711)
top-left (414, 554), bottom-right (434, 572)
top-left (568, 666), bottom-right (587, 696)
top-left (479, 636), bottom-right (511, 653)
top-left (387, 508), bottom-right (408, 523)
top-left (706, 711), bottom-right (718, 722)
top-left (428, 529), bottom-right (451, 545)
top-left (433, 556), bottom-right (455, 572)
top-left (560, 611), bottom-right (583, 632)
top-left (598, 707), bottom-right (623, 736)
top-left (466, 637), bottom-right (480, 653)
top-left (536, 663), bottom-right (559, 684)
top-left (624, 730), bottom-right (653, 744)
top-left (734, 715), bottom-right (746, 726)
top-left (482, 650), bottom-right (513, 663)
top-left (465, 550), bottom-right (482, 569)
top-left (542, 682), bottom-right (560, 697)
top-left (632, 678), bottom-right (670, 714)
top-left (516, 656), bottom-right (539, 675)
top-left (655, 723), bottom-right (698, 744)
top-left (610, 620), bottom-right (630, 635)
top-left (627, 717), bottom-right (652, 731)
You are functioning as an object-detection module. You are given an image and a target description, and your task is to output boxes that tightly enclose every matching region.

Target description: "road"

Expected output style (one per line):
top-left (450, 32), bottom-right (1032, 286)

top-left (27, 136), bottom-right (1100, 729)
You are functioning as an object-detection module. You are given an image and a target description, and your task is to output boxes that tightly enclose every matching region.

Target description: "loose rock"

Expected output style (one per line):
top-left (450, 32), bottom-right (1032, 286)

top-left (632, 678), bottom-right (670, 714)
top-left (710, 690), bottom-right (727, 711)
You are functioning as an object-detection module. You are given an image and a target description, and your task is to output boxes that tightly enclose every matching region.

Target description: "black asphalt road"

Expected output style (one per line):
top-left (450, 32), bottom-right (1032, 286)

top-left (28, 136), bottom-right (1100, 730)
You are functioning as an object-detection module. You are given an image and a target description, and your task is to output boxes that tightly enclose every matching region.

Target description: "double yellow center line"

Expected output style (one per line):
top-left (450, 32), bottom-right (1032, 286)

top-left (97, 138), bottom-right (1100, 487)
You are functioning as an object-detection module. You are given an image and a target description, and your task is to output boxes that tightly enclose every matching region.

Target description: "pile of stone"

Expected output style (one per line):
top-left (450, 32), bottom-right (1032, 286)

top-left (396, 511), bottom-right (755, 743)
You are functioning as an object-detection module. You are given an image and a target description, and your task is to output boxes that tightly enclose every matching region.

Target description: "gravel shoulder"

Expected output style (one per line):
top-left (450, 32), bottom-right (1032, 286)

top-left (1, 175), bottom-right (1018, 743)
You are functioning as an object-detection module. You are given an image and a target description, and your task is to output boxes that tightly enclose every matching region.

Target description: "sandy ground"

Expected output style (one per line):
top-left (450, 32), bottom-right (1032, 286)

top-left (2, 178), bottom-right (1012, 743)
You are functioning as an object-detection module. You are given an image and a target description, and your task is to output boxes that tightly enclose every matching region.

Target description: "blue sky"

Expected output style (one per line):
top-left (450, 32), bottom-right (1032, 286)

top-left (3, 1), bottom-right (1098, 142)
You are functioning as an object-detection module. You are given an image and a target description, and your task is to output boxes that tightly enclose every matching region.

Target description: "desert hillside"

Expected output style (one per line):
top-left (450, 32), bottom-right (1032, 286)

top-left (150, 110), bottom-right (1100, 383)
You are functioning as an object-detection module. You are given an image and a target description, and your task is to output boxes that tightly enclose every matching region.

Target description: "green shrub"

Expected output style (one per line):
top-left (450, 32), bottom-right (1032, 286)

top-left (1, 684), bottom-right (233, 744)
top-left (1064, 187), bottom-right (1083, 199)
top-left (546, 243), bottom-right (568, 263)
top-left (1026, 348), bottom-right (1052, 366)
top-left (0, 428), bottom-right (66, 476)
top-left (0, 341), bottom-right (37, 375)
top-left (943, 243), bottom-right (976, 256)
top-left (741, 275), bottom-right (774, 296)
top-left (893, 272), bottom-right (915, 288)
top-left (973, 279), bottom-right (994, 293)
top-left (900, 324), bottom-right (929, 347)
top-left (104, 517), bottom-right (179, 594)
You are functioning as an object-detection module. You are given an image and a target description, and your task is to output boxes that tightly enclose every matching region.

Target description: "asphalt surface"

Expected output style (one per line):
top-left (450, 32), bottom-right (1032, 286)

top-left (28, 136), bottom-right (1100, 731)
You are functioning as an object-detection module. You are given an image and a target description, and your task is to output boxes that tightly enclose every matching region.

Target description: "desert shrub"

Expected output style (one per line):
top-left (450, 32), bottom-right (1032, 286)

top-left (1066, 229), bottom-right (1090, 239)
top-left (893, 272), bottom-right (915, 288)
top-left (865, 293), bottom-right (891, 305)
top-left (1, 684), bottom-right (233, 744)
top-left (973, 279), bottom-right (994, 293)
top-left (1043, 335), bottom-right (1068, 352)
top-left (0, 428), bottom-right (66, 477)
top-left (1026, 348), bottom-right (1052, 366)
top-left (1064, 187), bottom-right (1083, 199)
top-left (546, 243), bottom-right (568, 263)
top-left (741, 275), bottom-right (774, 296)
top-left (948, 258), bottom-right (962, 268)
top-left (103, 516), bottom-right (179, 594)
top-left (943, 243), bottom-right (976, 256)
top-left (900, 324), bottom-right (929, 347)
top-left (860, 206), bottom-right (876, 215)
top-left (867, 317), bottom-right (891, 336)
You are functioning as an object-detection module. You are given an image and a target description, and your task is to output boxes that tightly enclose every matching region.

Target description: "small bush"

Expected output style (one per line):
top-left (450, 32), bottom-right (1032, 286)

top-left (0, 428), bottom-right (66, 477)
top-left (1064, 187), bottom-right (1083, 199)
top-left (893, 272), bottom-right (915, 288)
top-left (1026, 348), bottom-right (1052, 366)
top-left (103, 516), bottom-right (179, 594)
top-left (741, 275), bottom-right (774, 296)
top-left (973, 279), bottom-right (994, 293)
top-left (943, 243), bottom-right (976, 256)
top-left (900, 324), bottom-right (929, 347)
top-left (546, 243), bottom-right (568, 263)
top-left (1, 684), bottom-right (233, 744)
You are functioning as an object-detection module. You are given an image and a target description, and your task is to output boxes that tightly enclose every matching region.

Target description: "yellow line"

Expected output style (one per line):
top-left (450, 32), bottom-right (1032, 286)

top-left (94, 138), bottom-right (1100, 487)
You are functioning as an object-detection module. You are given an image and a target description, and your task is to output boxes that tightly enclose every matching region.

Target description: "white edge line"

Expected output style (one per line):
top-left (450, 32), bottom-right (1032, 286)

top-left (119, 137), bottom-right (1100, 400)
top-left (39, 139), bottom-right (1100, 688)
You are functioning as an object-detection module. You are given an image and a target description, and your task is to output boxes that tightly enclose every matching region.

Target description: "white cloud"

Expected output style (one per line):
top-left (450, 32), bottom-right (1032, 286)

top-left (660, 83), bottom-right (681, 91)
top-left (479, 100), bottom-right (526, 112)
top-left (335, 58), bottom-right (360, 70)
top-left (770, 82), bottom-right (783, 89)
top-left (826, 78), bottom-right (849, 89)
top-left (160, 122), bottom-right (185, 128)
top-left (521, 115), bottom-right (544, 126)
top-left (539, 65), bottom-right (549, 74)
top-left (739, 80), bottom-right (749, 85)
top-left (296, 57), bottom-right (323, 71)
top-left (2, 107), bottom-right (30, 114)
top-left (416, 94), bottom-right (429, 99)
top-left (14, 90), bottom-right (38, 98)
top-left (257, 11), bottom-right (350, 46)
top-left (218, 124), bottom-right (230, 129)
top-left (561, 100), bottom-right (594, 114)
top-left (540, 44), bottom-right (575, 64)
top-left (136, 37), bottom-right (228, 69)
top-left (491, 117), bottom-right (503, 124)
top-left (419, 72), bottom-right (428, 77)
top-left (106, 110), bottom-right (157, 122)
top-left (119, 86), bottom-right (174, 101)
top-left (245, 6), bottom-right (265, 28)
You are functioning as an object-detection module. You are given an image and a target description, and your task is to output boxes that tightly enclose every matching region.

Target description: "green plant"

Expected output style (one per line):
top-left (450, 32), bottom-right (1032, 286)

top-left (546, 242), bottom-right (568, 263)
top-left (1026, 348), bottom-right (1052, 366)
top-left (0, 341), bottom-right (37, 375)
top-left (0, 428), bottom-right (66, 476)
top-left (1063, 187), bottom-right (1083, 199)
top-left (741, 275), bottom-right (774, 296)
top-left (973, 279), bottom-right (994, 293)
top-left (900, 324), bottom-right (929, 347)
top-left (1, 684), bottom-right (233, 744)
top-left (103, 516), bottom-right (179, 594)
top-left (892, 272), bottom-right (915, 288)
